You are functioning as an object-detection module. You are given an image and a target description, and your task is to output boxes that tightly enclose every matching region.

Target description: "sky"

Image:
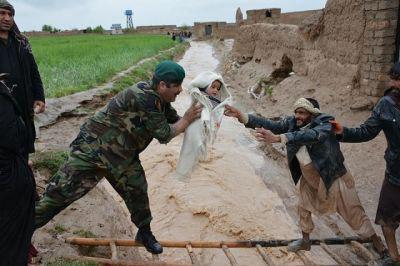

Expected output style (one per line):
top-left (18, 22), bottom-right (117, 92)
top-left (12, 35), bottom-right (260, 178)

top-left (11, 0), bottom-right (328, 32)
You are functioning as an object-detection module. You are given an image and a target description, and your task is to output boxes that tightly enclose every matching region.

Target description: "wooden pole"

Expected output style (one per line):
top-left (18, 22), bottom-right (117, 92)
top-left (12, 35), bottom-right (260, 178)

top-left (63, 255), bottom-right (190, 266)
top-left (66, 236), bottom-right (372, 248)
top-left (110, 241), bottom-right (118, 261)
top-left (320, 243), bottom-right (349, 266)
top-left (255, 244), bottom-right (275, 266)
top-left (350, 241), bottom-right (375, 264)
top-left (222, 244), bottom-right (239, 266)
top-left (186, 244), bottom-right (200, 265)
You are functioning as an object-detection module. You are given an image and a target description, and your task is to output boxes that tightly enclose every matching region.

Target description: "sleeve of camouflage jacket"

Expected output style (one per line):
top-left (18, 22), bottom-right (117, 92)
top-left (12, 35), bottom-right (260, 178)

top-left (341, 99), bottom-right (383, 143)
top-left (142, 99), bottom-right (176, 144)
top-left (164, 103), bottom-right (180, 124)
top-left (246, 114), bottom-right (290, 135)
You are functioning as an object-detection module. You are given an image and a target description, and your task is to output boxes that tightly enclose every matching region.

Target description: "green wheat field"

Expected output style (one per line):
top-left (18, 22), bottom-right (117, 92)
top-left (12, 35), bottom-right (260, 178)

top-left (30, 34), bottom-right (176, 98)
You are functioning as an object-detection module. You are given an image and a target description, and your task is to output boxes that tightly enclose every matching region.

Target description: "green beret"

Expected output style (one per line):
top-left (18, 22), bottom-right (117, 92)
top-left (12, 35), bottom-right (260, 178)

top-left (0, 0), bottom-right (15, 16)
top-left (154, 60), bottom-right (185, 84)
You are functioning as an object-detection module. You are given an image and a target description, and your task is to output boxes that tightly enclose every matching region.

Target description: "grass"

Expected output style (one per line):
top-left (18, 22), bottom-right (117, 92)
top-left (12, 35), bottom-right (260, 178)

top-left (31, 150), bottom-right (69, 176)
top-left (110, 42), bottom-right (189, 94)
top-left (53, 224), bottom-right (67, 234)
top-left (30, 34), bottom-right (177, 98)
top-left (73, 229), bottom-right (97, 238)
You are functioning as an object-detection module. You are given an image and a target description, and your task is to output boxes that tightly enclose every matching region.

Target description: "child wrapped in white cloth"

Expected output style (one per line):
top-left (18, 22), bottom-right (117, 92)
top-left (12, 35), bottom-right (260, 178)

top-left (176, 71), bottom-right (232, 179)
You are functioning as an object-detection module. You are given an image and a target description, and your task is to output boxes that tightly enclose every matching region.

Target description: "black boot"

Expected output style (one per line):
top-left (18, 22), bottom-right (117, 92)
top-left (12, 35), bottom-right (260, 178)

top-left (135, 225), bottom-right (163, 254)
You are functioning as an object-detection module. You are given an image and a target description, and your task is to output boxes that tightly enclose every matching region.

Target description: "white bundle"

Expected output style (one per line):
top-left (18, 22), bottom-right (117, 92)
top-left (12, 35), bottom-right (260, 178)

top-left (176, 71), bottom-right (232, 180)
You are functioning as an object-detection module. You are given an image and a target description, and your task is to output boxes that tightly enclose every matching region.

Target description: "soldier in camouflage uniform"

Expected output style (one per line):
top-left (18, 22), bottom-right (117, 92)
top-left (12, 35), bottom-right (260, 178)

top-left (35, 61), bottom-right (202, 254)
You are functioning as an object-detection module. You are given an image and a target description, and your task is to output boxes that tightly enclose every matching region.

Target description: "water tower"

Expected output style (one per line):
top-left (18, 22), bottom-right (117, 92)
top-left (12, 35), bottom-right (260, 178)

top-left (125, 10), bottom-right (133, 29)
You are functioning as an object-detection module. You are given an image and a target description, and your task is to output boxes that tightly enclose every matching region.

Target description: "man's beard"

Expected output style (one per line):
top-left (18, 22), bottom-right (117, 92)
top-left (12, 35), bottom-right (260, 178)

top-left (388, 88), bottom-right (400, 107)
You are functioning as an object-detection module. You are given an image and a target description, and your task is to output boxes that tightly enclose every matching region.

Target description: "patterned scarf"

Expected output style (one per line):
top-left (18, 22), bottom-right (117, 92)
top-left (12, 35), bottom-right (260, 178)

top-left (0, 1), bottom-right (30, 50)
top-left (0, 0), bottom-right (14, 15)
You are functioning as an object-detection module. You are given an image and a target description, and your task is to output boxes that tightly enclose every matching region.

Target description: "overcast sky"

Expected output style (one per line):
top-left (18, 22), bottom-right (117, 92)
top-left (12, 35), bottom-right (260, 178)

top-left (11, 0), bottom-right (327, 31)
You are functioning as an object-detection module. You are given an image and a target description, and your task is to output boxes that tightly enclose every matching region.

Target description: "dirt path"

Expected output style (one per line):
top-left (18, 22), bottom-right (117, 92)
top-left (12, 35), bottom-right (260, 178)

top-left (33, 41), bottom-right (374, 265)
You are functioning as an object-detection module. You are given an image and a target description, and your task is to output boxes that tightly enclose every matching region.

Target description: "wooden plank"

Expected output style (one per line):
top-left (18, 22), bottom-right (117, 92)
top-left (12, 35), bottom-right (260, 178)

top-left (186, 244), bottom-right (200, 265)
top-left (320, 243), bottom-right (348, 266)
top-left (152, 254), bottom-right (160, 261)
top-left (350, 241), bottom-right (375, 264)
top-left (296, 251), bottom-right (316, 266)
top-left (222, 244), bottom-right (239, 266)
top-left (255, 244), bottom-right (275, 265)
top-left (110, 241), bottom-right (118, 261)
top-left (66, 236), bottom-right (372, 248)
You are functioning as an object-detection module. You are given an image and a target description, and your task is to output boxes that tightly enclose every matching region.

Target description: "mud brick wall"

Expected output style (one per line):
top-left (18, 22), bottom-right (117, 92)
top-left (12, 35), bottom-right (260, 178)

top-left (214, 23), bottom-right (237, 39)
top-left (245, 8), bottom-right (281, 25)
top-left (136, 25), bottom-right (178, 34)
top-left (280, 10), bottom-right (322, 25)
top-left (193, 22), bottom-right (237, 39)
top-left (361, 0), bottom-right (399, 98)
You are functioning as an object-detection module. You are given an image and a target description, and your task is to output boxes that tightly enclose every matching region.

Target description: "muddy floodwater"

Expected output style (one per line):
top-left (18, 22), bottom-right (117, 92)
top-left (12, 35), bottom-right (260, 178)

top-left (141, 41), bottom-right (302, 265)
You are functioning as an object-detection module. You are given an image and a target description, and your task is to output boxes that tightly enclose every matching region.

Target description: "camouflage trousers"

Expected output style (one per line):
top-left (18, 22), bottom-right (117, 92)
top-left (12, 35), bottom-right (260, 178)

top-left (35, 130), bottom-right (152, 229)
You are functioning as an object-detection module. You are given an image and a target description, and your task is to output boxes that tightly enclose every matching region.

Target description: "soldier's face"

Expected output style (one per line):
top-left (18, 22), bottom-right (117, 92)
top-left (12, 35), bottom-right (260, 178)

top-left (294, 108), bottom-right (312, 127)
top-left (0, 8), bottom-right (14, 32)
top-left (158, 81), bottom-right (182, 102)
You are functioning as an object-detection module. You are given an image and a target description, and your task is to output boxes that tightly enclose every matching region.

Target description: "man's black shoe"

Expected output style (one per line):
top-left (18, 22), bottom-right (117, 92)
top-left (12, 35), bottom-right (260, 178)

top-left (135, 228), bottom-right (163, 254)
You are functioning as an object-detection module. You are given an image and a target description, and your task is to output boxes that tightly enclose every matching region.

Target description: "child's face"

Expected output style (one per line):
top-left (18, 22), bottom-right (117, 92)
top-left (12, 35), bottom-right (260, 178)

top-left (206, 80), bottom-right (222, 97)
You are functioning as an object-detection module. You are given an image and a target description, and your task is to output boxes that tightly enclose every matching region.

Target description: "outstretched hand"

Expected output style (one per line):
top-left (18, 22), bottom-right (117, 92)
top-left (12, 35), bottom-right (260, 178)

top-left (224, 105), bottom-right (240, 117)
top-left (224, 105), bottom-right (246, 123)
top-left (255, 128), bottom-right (281, 143)
top-left (329, 120), bottom-right (343, 135)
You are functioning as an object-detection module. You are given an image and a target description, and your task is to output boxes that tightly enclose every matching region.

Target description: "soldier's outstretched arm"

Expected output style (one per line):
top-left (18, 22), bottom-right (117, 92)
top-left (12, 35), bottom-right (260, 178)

top-left (172, 103), bottom-right (202, 136)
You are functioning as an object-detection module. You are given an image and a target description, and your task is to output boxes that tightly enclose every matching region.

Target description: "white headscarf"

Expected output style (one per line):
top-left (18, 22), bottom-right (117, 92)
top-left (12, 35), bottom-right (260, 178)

top-left (176, 71), bottom-right (232, 179)
top-left (293, 98), bottom-right (321, 115)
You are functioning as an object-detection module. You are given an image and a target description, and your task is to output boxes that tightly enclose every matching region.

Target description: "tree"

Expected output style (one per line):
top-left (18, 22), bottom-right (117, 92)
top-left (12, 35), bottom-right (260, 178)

top-left (93, 25), bottom-right (104, 34)
top-left (42, 24), bottom-right (53, 32)
top-left (180, 24), bottom-right (190, 31)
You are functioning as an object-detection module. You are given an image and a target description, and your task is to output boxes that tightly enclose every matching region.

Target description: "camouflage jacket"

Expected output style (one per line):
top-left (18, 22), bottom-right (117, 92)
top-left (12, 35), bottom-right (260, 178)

top-left (82, 81), bottom-right (180, 160)
top-left (246, 113), bottom-right (347, 190)
top-left (341, 95), bottom-right (400, 185)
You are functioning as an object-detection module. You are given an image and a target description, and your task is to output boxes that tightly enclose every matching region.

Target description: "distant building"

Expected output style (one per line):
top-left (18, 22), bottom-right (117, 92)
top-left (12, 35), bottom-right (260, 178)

top-left (111, 24), bottom-right (123, 35)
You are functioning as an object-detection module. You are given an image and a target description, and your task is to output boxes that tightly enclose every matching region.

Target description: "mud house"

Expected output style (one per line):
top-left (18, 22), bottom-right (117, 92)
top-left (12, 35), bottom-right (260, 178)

top-left (193, 8), bottom-right (321, 39)
top-left (193, 21), bottom-right (237, 40)
top-left (231, 0), bottom-right (399, 107)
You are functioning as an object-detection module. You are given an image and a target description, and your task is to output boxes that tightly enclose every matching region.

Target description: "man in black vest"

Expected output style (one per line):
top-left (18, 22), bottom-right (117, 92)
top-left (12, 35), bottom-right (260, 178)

top-left (332, 62), bottom-right (400, 264)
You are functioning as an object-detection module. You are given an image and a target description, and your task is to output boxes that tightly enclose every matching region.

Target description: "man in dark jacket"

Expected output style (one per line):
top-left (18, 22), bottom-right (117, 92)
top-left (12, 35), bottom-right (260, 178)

top-left (0, 0), bottom-right (45, 156)
top-left (332, 62), bottom-right (400, 263)
top-left (225, 98), bottom-right (384, 254)
top-left (0, 78), bottom-right (36, 265)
